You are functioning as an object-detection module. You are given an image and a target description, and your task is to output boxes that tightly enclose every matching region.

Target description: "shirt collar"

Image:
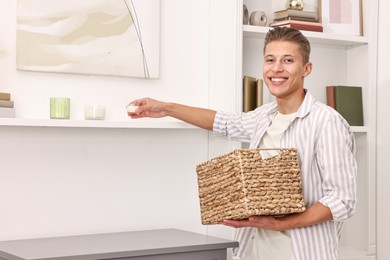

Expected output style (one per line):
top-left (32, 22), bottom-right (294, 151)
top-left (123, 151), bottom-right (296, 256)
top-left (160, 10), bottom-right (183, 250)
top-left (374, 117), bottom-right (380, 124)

top-left (265, 89), bottom-right (316, 119)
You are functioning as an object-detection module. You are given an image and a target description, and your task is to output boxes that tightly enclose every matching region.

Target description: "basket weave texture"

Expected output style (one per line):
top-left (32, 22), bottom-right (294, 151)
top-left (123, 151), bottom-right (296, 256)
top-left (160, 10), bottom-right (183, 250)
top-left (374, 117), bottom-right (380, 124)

top-left (196, 148), bottom-right (306, 225)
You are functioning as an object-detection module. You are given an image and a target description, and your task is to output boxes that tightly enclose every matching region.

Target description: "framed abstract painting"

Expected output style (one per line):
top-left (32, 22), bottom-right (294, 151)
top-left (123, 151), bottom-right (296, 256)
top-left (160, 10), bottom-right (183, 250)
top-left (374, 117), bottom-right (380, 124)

top-left (17, 0), bottom-right (160, 79)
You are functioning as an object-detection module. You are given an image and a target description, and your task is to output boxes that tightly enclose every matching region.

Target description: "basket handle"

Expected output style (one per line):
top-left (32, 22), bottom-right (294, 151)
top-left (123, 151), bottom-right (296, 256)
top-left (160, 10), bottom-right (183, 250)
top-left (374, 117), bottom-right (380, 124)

top-left (252, 148), bottom-right (294, 159)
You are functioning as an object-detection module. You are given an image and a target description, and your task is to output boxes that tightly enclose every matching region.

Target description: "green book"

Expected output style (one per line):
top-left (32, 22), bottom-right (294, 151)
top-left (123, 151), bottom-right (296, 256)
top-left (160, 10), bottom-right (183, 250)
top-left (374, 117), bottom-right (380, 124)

top-left (326, 86), bottom-right (364, 126)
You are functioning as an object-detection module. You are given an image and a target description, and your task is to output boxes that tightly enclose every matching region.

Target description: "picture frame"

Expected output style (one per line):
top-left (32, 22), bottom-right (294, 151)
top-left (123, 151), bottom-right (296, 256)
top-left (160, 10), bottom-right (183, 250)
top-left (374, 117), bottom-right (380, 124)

top-left (16, 0), bottom-right (160, 79)
top-left (319, 0), bottom-right (363, 36)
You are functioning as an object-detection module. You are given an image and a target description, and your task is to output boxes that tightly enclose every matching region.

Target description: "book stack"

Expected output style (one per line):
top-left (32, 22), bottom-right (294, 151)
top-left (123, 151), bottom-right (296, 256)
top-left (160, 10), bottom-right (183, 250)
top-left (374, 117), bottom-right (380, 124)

top-left (326, 86), bottom-right (364, 126)
top-left (0, 92), bottom-right (16, 118)
top-left (243, 75), bottom-right (263, 112)
top-left (270, 9), bottom-right (323, 32)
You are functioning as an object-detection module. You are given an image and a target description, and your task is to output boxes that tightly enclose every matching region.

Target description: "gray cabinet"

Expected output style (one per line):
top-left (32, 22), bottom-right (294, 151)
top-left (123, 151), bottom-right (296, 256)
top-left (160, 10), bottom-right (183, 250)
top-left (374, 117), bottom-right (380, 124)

top-left (0, 229), bottom-right (238, 260)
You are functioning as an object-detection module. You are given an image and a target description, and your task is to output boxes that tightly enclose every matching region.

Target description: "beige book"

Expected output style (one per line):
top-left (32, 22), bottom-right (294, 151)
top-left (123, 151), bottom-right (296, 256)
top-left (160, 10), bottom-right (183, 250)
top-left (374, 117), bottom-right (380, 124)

top-left (256, 79), bottom-right (263, 108)
top-left (0, 92), bottom-right (11, 101)
top-left (243, 76), bottom-right (257, 112)
top-left (0, 100), bottom-right (14, 108)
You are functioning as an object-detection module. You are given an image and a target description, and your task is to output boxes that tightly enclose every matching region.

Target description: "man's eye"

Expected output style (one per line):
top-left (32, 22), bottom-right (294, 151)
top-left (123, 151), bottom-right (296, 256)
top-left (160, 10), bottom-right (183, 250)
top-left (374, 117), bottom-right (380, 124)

top-left (284, 58), bottom-right (294, 63)
top-left (265, 59), bottom-right (274, 63)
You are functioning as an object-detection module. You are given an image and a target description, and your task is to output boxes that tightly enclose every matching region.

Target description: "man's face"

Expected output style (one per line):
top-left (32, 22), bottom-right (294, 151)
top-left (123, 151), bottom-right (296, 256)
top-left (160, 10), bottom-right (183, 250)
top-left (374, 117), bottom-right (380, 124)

top-left (263, 40), bottom-right (312, 100)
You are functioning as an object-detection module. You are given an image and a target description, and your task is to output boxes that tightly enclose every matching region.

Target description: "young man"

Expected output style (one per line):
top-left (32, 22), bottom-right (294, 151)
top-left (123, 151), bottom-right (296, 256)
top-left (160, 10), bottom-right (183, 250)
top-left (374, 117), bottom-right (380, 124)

top-left (128, 27), bottom-right (357, 260)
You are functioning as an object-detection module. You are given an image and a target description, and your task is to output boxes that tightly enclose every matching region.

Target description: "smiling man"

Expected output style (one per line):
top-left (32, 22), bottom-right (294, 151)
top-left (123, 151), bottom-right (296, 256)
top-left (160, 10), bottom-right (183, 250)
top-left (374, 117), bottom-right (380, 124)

top-left (263, 38), bottom-right (311, 114)
top-left (128, 27), bottom-right (357, 260)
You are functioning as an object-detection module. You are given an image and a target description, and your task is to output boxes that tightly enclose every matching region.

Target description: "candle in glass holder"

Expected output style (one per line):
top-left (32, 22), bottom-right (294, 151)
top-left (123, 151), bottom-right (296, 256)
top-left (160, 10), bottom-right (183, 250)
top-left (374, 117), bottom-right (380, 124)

top-left (85, 105), bottom-right (106, 120)
top-left (50, 97), bottom-right (70, 119)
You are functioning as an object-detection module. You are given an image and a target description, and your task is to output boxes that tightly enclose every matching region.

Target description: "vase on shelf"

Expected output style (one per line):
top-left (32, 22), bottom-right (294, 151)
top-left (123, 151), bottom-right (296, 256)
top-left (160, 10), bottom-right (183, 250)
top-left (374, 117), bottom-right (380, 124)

top-left (243, 4), bottom-right (249, 24)
top-left (286, 0), bottom-right (304, 10)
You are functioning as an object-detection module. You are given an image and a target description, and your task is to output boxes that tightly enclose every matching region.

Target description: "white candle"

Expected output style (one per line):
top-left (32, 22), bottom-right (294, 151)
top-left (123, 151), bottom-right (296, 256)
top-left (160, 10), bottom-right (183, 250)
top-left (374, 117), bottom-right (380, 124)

top-left (85, 105), bottom-right (105, 120)
top-left (126, 105), bottom-right (139, 114)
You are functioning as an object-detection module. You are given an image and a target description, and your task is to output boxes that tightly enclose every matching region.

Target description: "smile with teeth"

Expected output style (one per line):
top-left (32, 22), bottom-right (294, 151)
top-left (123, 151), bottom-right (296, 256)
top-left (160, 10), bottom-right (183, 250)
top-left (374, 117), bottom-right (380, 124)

top-left (270, 77), bottom-right (287, 82)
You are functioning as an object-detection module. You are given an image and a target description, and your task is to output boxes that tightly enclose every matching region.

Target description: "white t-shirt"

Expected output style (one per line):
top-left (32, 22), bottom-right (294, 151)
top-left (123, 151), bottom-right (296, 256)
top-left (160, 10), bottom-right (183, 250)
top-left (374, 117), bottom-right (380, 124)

top-left (244, 111), bottom-right (296, 260)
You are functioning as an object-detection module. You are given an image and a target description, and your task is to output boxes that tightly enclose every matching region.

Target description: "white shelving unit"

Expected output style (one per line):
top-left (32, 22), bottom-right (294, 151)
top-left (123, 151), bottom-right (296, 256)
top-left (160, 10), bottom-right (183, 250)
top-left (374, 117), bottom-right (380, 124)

top-left (237, 0), bottom-right (377, 259)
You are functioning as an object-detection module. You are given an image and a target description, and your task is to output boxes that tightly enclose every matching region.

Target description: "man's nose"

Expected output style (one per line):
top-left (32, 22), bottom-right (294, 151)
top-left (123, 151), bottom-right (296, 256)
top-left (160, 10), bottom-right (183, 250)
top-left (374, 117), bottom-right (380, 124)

top-left (272, 61), bottom-right (284, 72)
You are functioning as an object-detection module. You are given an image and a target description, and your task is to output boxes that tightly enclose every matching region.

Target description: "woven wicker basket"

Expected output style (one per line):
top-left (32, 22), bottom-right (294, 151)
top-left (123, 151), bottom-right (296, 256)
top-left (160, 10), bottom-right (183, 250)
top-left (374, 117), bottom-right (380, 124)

top-left (196, 148), bottom-right (306, 225)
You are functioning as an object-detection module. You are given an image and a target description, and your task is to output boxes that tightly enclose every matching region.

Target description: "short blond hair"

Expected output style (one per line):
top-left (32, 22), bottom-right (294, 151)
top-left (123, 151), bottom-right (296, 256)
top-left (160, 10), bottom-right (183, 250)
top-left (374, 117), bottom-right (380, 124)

top-left (264, 27), bottom-right (311, 64)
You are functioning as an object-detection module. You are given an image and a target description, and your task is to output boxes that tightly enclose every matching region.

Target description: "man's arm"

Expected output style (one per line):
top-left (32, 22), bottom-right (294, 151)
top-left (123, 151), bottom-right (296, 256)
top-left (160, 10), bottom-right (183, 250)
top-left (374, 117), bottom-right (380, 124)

top-left (221, 202), bottom-right (333, 231)
top-left (128, 98), bottom-right (216, 131)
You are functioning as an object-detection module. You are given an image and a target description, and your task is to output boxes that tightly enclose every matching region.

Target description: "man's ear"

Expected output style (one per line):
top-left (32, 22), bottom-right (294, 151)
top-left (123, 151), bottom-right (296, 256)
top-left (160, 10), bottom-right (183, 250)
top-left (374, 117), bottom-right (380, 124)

top-left (303, 62), bottom-right (313, 77)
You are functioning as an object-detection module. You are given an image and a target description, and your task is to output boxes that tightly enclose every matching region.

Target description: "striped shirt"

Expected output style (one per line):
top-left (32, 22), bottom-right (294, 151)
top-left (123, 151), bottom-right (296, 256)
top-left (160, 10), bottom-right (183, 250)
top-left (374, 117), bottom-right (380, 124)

top-left (213, 91), bottom-right (357, 260)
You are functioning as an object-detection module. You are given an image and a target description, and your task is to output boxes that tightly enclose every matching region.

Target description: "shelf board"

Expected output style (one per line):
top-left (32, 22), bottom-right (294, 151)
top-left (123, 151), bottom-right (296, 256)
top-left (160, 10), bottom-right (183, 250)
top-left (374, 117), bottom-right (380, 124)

top-left (351, 126), bottom-right (368, 133)
top-left (0, 118), bottom-right (198, 129)
top-left (0, 118), bottom-right (367, 133)
top-left (243, 25), bottom-right (368, 47)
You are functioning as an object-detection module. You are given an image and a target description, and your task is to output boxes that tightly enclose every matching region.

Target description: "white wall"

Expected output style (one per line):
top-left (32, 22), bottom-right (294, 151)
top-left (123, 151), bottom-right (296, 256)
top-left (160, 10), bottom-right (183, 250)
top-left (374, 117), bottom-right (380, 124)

top-left (0, 1), bottom-right (211, 120)
top-left (0, 0), bottom-right (238, 241)
top-left (377, 0), bottom-right (390, 259)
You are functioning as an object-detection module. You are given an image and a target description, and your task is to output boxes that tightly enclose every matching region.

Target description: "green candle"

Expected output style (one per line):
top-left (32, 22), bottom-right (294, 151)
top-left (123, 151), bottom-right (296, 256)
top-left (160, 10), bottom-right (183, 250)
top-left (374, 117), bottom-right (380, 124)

top-left (50, 97), bottom-right (70, 119)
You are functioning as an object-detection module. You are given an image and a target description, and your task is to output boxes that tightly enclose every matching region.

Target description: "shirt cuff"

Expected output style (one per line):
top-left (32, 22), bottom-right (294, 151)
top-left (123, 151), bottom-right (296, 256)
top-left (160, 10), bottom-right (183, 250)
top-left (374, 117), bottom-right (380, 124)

top-left (212, 111), bottom-right (228, 136)
top-left (319, 196), bottom-right (352, 221)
